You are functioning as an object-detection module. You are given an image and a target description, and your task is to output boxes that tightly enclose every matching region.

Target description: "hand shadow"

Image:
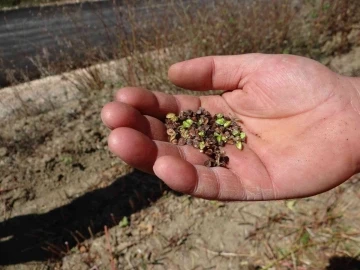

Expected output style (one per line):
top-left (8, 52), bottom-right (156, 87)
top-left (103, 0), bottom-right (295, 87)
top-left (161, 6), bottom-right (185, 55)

top-left (0, 170), bottom-right (173, 265)
top-left (326, 256), bottom-right (360, 270)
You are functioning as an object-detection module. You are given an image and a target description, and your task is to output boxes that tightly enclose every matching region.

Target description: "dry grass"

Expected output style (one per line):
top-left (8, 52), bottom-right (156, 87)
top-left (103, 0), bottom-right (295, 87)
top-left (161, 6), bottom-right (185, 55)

top-left (64, 0), bottom-right (360, 94)
top-left (2, 0), bottom-right (360, 95)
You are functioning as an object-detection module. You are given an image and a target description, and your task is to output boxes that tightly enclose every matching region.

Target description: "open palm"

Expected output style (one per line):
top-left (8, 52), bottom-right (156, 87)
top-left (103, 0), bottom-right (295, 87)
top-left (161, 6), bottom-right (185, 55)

top-left (101, 54), bottom-right (360, 200)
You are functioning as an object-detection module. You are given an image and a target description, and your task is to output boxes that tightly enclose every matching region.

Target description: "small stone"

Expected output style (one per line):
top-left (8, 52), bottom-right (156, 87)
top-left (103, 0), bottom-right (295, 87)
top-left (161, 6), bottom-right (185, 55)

top-left (79, 245), bottom-right (87, 253)
top-left (0, 147), bottom-right (8, 157)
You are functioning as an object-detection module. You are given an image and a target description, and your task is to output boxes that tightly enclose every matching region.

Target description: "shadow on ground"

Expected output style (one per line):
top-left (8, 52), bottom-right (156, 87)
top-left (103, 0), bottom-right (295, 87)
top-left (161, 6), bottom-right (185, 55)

top-left (326, 256), bottom-right (360, 270)
top-left (0, 170), bottom-right (170, 265)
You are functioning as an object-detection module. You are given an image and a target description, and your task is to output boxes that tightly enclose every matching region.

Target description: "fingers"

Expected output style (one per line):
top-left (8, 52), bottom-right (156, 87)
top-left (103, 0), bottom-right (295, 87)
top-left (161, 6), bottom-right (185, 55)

top-left (168, 54), bottom-right (267, 91)
top-left (108, 127), bottom-right (209, 173)
top-left (101, 101), bottom-right (167, 141)
top-left (108, 127), bottom-right (158, 173)
top-left (108, 126), bottom-right (257, 200)
top-left (153, 144), bottom-right (276, 201)
top-left (153, 156), bottom-right (198, 194)
top-left (153, 156), bottom-right (247, 201)
top-left (114, 87), bottom-right (201, 119)
top-left (101, 101), bottom-right (148, 131)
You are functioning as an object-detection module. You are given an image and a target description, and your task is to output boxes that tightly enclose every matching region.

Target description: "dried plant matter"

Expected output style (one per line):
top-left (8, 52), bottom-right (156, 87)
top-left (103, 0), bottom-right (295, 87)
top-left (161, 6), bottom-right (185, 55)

top-left (165, 108), bottom-right (246, 167)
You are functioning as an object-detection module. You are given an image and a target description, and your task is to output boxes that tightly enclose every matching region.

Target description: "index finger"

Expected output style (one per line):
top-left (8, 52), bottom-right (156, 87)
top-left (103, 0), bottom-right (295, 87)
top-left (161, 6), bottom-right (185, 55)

top-left (115, 87), bottom-right (201, 119)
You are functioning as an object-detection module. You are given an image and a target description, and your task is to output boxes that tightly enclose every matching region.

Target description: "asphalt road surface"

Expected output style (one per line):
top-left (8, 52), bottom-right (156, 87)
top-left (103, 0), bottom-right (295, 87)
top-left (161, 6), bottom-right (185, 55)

top-left (0, 0), bottom-right (214, 87)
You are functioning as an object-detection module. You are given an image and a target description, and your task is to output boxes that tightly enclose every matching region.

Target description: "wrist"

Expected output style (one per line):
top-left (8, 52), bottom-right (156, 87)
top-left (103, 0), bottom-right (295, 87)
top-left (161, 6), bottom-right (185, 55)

top-left (344, 76), bottom-right (360, 173)
top-left (347, 76), bottom-right (360, 114)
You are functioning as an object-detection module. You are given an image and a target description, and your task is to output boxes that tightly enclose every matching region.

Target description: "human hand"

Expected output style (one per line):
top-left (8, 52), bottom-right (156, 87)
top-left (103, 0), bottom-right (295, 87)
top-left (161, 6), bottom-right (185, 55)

top-left (101, 54), bottom-right (360, 200)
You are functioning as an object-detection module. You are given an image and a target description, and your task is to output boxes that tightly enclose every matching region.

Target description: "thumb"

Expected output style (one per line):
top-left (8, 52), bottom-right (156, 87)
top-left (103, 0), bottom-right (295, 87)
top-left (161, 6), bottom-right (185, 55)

top-left (168, 53), bottom-right (267, 91)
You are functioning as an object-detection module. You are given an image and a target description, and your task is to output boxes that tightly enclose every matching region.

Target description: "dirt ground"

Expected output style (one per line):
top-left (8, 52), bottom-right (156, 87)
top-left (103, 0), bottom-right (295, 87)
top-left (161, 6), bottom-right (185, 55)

top-left (1, 47), bottom-right (360, 270)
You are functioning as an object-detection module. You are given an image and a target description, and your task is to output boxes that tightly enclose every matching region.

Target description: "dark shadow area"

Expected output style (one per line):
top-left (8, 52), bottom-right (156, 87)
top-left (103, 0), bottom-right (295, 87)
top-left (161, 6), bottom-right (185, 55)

top-left (326, 256), bottom-right (360, 270)
top-left (0, 170), bottom-right (172, 265)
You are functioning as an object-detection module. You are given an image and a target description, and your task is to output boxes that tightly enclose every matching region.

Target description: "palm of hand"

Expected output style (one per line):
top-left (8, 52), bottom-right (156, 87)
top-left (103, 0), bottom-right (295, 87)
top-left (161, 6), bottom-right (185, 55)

top-left (102, 54), bottom-right (359, 201)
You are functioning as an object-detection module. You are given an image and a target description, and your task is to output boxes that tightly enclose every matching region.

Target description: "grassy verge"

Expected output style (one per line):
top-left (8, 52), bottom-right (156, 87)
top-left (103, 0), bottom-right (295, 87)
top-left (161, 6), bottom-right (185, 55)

top-left (3, 0), bottom-right (359, 95)
top-left (82, 0), bottom-right (359, 94)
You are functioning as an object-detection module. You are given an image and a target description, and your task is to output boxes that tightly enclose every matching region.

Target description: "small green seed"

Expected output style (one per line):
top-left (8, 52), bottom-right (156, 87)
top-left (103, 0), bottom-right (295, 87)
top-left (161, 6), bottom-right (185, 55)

top-left (216, 135), bottom-right (222, 143)
top-left (198, 131), bottom-right (205, 137)
top-left (182, 119), bottom-right (193, 128)
top-left (232, 129), bottom-right (240, 136)
top-left (214, 132), bottom-right (220, 137)
top-left (215, 118), bottom-right (226, 125)
top-left (199, 141), bottom-right (206, 150)
top-left (236, 141), bottom-right (243, 150)
top-left (240, 132), bottom-right (246, 140)
top-left (224, 120), bottom-right (232, 128)
top-left (185, 119), bottom-right (193, 125)
top-left (216, 113), bottom-right (223, 118)
top-left (221, 135), bottom-right (227, 142)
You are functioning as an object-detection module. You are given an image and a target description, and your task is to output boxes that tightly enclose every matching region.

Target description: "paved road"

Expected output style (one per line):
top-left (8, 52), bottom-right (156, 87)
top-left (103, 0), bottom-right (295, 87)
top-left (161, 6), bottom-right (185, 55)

top-left (0, 0), bottom-right (214, 87)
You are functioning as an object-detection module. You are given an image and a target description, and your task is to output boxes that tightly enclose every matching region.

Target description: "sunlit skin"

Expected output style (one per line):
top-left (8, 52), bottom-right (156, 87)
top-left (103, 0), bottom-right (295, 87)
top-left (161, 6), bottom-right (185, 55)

top-left (101, 54), bottom-right (360, 201)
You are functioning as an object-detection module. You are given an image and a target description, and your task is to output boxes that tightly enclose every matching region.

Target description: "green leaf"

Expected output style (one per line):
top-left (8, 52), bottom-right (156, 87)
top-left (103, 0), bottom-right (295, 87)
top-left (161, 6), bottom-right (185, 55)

top-left (119, 216), bottom-right (129, 228)
top-left (282, 48), bottom-right (290, 54)
top-left (286, 200), bottom-right (297, 211)
top-left (300, 231), bottom-right (310, 245)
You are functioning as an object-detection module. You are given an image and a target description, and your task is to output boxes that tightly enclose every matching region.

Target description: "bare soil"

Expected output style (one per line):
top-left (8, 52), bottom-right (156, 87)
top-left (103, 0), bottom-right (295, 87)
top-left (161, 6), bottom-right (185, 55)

top-left (0, 48), bottom-right (360, 270)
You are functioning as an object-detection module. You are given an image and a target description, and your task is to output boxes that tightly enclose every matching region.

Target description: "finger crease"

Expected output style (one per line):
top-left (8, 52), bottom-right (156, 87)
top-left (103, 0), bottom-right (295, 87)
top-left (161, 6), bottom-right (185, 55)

top-left (211, 58), bottom-right (216, 89)
top-left (232, 171), bottom-right (248, 201)
top-left (255, 154), bottom-right (277, 200)
top-left (176, 145), bottom-right (186, 161)
top-left (173, 96), bottom-right (182, 113)
top-left (192, 166), bottom-right (200, 195)
top-left (210, 168), bottom-right (222, 200)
